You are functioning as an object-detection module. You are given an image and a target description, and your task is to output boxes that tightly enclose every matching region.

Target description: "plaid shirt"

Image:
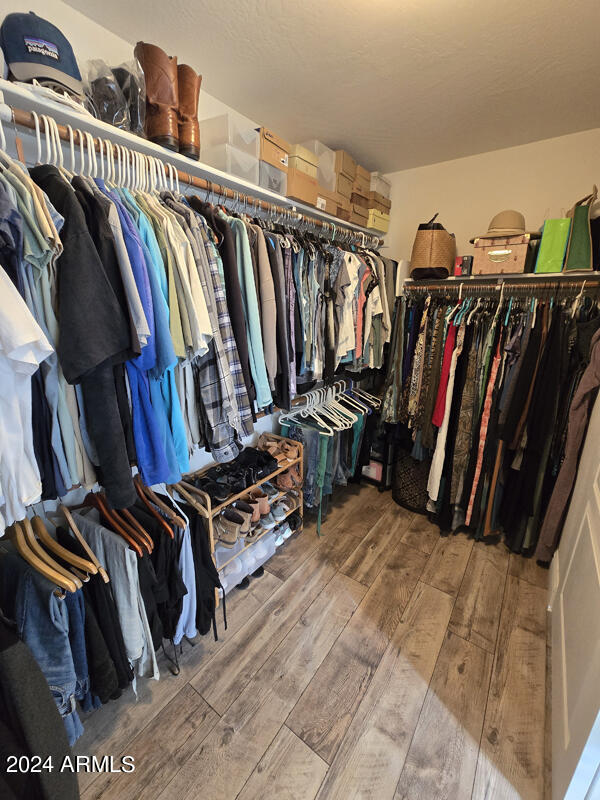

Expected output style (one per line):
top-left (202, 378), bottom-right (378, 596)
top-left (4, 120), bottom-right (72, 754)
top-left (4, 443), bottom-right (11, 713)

top-left (195, 213), bottom-right (254, 438)
top-left (163, 195), bottom-right (242, 459)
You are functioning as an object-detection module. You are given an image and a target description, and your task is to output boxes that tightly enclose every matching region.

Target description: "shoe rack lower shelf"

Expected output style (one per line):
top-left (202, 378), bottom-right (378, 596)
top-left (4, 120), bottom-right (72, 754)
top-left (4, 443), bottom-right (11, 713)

top-left (179, 435), bottom-right (304, 606)
top-left (215, 498), bottom-right (303, 573)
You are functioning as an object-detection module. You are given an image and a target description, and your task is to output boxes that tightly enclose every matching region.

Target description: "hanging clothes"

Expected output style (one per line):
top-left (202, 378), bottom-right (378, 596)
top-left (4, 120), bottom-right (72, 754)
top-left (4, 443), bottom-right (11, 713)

top-left (384, 283), bottom-right (600, 560)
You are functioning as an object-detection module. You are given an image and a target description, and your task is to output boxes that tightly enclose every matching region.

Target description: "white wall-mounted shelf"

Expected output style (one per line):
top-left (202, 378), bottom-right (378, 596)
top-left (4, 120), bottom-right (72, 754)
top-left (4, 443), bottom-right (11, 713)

top-left (0, 79), bottom-right (383, 242)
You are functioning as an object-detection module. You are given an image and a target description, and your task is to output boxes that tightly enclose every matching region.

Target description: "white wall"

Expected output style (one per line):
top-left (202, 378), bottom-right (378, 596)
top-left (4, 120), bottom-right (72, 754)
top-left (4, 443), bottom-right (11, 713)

top-left (0, 0), bottom-right (253, 123)
top-left (384, 127), bottom-right (600, 278)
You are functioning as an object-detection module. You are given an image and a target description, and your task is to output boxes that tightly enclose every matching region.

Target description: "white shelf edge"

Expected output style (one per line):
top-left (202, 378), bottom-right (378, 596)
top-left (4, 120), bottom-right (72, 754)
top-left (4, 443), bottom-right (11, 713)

top-left (0, 80), bottom-right (383, 242)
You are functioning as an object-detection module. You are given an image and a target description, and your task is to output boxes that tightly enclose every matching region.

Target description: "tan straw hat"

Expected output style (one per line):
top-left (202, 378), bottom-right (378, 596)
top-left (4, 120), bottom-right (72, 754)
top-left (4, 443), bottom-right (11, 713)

top-left (470, 210), bottom-right (541, 243)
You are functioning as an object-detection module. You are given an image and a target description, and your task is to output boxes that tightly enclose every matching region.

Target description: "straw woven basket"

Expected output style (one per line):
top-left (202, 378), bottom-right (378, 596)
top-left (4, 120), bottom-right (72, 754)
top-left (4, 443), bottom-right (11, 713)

top-left (410, 214), bottom-right (456, 279)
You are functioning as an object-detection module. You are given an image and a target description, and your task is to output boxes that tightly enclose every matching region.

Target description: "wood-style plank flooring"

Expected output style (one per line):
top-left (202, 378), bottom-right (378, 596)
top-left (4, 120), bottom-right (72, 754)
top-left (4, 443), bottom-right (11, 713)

top-left (75, 484), bottom-right (550, 800)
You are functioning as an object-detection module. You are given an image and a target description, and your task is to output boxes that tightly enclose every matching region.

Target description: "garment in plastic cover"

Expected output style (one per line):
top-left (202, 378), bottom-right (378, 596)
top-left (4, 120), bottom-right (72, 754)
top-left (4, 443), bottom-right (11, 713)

top-left (83, 59), bottom-right (130, 129)
top-left (112, 58), bottom-right (145, 137)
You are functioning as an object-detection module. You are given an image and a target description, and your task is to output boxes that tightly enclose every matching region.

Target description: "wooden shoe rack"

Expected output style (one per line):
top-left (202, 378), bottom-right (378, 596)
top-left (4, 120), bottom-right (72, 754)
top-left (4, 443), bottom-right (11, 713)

top-left (169, 434), bottom-right (304, 597)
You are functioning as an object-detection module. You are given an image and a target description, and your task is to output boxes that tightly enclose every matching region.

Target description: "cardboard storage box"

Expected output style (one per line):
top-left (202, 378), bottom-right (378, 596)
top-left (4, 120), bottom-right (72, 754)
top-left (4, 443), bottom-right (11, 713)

top-left (367, 208), bottom-right (390, 233)
top-left (289, 144), bottom-right (318, 179)
top-left (368, 191), bottom-right (392, 212)
top-left (257, 127), bottom-right (290, 171)
top-left (472, 234), bottom-right (537, 275)
top-left (287, 167), bottom-right (318, 206)
top-left (336, 193), bottom-right (351, 221)
top-left (351, 191), bottom-right (369, 209)
top-left (353, 176), bottom-right (370, 198)
top-left (335, 149), bottom-right (356, 180)
top-left (356, 164), bottom-right (370, 183)
top-left (350, 203), bottom-right (369, 226)
top-left (336, 171), bottom-right (353, 199)
top-left (353, 164), bottom-right (370, 197)
top-left (316, 185), bottom-right (337, 215)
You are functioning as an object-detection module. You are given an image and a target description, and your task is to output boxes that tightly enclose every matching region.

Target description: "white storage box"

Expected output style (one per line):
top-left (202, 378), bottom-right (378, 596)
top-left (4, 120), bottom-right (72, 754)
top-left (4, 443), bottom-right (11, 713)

top-left (259, 160), bottom-right (287, 195)
top-left (214, 537), bottom-right (244, 568)
top-left (200, 113), bottom-right (259, 157)
top-left (300, 139), bottom-right (336, 191)
top-left (220, 555), bottom-right (246, 595)
top-left (369, 171), bottom-right (391, 199)
top-left (201, 144), bottom-right (259, 185)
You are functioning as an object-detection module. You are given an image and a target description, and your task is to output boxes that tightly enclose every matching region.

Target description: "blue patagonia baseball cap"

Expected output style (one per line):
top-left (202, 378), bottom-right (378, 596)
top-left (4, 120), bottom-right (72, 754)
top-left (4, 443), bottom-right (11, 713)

top-left (0, 11), bottom-right (82, 96)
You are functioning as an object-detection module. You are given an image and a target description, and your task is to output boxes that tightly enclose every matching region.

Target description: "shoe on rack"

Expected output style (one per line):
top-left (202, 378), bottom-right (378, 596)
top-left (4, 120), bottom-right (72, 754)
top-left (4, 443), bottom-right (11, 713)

top-left (272, 502), bottom-right (287, 522)
top-left (258, 512), bottom-right (277, 531)
top-left (288, 466), bottom-right (302, 487)
top-left (192, 479), bottom-right (231, 504)
top-left (288, 511), bottom-right (302, 533)
top-left (214, 508), bottom-right (244, 548)
top-left (177, 63), bottom-right (201, 160)
top-left (134, 41), bottom-right (179, 151)
top-left (274, 527), bottom-right (285, 546)
top-left (232, 500), bottom-right (253, 536)
top-left (280, 522), bottom-right (293, 540)
top-left (262, 482), bottom-right (279, 504)
top-left (248, 488), bottom-right (270, 516)
top-left (275, 470), bottom-right (294, 491)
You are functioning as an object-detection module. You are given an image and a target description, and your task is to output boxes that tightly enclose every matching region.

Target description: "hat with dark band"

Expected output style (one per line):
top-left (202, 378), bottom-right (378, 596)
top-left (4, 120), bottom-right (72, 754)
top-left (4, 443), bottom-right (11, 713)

top-left (0, 11), bottom-right (82, 96)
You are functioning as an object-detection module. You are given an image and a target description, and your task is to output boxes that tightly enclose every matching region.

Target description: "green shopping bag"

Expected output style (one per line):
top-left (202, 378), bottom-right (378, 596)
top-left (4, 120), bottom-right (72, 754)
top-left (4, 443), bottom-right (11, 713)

top-left (564, 185), bottom-right (598, 271)
top-left (535, 218), bottom-right (571, 273)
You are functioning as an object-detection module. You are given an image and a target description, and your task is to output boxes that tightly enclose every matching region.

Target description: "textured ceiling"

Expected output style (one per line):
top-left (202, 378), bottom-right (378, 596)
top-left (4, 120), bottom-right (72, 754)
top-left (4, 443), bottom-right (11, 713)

top-left (64, 0), bottom-right (600, 172)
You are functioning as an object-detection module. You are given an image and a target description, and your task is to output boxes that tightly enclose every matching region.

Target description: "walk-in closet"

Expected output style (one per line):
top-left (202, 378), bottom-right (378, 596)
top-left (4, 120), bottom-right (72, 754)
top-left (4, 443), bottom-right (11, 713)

top-left (0, 2), bottom-right (599, 799)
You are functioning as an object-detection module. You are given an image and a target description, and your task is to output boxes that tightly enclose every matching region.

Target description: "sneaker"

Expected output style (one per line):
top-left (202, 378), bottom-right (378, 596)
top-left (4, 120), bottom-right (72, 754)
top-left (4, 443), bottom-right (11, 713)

top-left (274, 528), bottom-right (285, 546)
top-left (288, 511), bottom-right (302, 533)
top-left (259, 512), bottom-right (277, 530)
top-left (272, 502), bottom-right (287, 522)
top-left (262, 482), bottom-right (279, 503)
top-left (214, 508), bottom-right (244, 548)
top-left (280, 522), bottom-right (293, 540)
top-left (232, 500), bottom-right (253, 535)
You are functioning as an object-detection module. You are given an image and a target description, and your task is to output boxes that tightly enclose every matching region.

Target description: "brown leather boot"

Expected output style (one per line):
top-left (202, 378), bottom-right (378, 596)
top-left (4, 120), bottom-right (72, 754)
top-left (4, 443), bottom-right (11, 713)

top-left (134, 41), bottom-right (179, 152)
top-left (177, 64), bottom-right (201, 160)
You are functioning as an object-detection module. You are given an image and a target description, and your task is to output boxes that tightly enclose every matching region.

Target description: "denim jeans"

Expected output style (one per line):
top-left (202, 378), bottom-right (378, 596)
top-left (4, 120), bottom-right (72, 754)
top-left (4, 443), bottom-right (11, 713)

top-left (0, 545), bottom-right (84, 745)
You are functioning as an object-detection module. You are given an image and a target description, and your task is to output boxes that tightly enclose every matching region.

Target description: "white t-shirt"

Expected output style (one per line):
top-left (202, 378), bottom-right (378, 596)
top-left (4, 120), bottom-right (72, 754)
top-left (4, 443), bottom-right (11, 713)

top-left (0, 266), bottom-right (53, 528)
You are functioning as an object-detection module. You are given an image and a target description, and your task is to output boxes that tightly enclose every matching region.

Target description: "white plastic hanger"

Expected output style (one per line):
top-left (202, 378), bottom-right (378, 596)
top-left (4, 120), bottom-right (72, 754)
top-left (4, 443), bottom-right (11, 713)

top-left (570, 280), bottom-right (586, 318)
top-left (31, 111), bottom-right (42, 164)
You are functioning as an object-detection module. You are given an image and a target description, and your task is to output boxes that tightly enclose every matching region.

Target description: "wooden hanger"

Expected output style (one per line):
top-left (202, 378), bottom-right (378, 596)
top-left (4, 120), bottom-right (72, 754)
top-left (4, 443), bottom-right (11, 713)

top-left (134, 475), bottom-right (185, 528)
top-left (134, 478), bottom-right (174, 538)
top-left (169, 483), bottom-right (210, 520)
top-left (20, 517), bottom-right (83, 589)
top-left (70, 493), bottom-right (144, 557)
top-left (31, 514), bottom-right (98, 577)
top-left (95, 493), bottom-right (153, 555)
top-left (58, 503), bottom-right (110, 582)
top-left (4, 522), bottom-right (77, 593)
top-left (120, 508), bottom-right (154, 552)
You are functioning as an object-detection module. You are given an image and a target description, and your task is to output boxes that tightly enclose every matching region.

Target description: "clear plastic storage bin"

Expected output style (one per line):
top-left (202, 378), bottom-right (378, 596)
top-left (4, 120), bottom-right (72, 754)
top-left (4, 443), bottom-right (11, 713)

top-left (369, 171), bottom-right (392, 199)
top-left (300, 138), bottom-right (336, 191)
top-left (200, 113), bottom-right (260, 157)
top-left (201, 144), bottom-right (259, 185)
top-left (259, 160), bottom-right (287, 195)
